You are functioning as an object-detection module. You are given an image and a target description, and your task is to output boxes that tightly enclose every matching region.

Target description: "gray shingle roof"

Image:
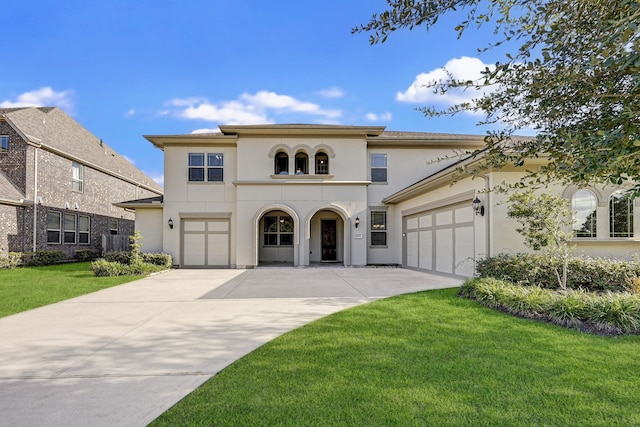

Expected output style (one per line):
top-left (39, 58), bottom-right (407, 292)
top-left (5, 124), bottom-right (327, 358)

top-left (0, 107), bottom-right (162, 194)
top-left (0, 169), bottom-right (26, 205)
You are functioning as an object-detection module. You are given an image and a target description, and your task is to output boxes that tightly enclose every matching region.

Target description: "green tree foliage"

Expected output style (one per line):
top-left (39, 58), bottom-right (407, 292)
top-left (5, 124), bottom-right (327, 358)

top-left (354, 0), bottom-right (640, 192)
top-left (506, 190), bottom-right (574, 288)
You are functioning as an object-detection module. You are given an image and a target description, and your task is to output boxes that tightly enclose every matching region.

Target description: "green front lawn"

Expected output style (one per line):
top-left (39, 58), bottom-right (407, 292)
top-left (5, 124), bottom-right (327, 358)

top-left (152, 288), bottom-right (640, 426)
top-left (0, 262), bottom-right (142, 318)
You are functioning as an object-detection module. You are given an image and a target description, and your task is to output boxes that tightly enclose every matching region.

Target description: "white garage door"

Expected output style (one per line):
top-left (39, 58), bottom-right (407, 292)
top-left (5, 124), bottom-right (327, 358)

top-left (404, 201), bottom-right (475, 277)
top-left (182, 219), bottom-right (230, 268)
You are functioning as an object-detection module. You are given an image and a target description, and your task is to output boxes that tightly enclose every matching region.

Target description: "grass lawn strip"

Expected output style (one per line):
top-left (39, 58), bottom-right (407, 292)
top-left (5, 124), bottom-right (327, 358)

top-left (0, 262), bottom-right (142, 318)
top-left (151, 288), bottom-right (640, 426)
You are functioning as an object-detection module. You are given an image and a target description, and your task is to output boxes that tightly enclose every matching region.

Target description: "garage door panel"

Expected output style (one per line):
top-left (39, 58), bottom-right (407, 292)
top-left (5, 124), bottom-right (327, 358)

top-left (455, 226), bottom-right (475, 276)
top-left (435, 229), bottom-right (453, 274)
top-left (406, 232), bottom-right (418, 268)
top-left (184, 234), bottom-right (206, 265)
top-left (207, 234), bottom-right (229, 265)
top-left (418, 230), bottom-right (432, 270)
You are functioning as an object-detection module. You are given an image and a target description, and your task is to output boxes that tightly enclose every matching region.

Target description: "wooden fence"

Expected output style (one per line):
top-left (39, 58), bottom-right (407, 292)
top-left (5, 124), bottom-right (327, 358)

top-left (101, 235), bottom-right (131, 254)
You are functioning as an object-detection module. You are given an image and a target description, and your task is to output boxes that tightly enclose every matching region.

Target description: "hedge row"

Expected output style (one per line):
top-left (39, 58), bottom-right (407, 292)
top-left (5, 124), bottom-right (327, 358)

top-left (0, 249), bottom-right (102, 269)
top-left (476, 253), bottom-right (640, 293)
top-left (460, 277), bottom-right (640, 335)
top-left (91, 252), bottom-right (173, 277)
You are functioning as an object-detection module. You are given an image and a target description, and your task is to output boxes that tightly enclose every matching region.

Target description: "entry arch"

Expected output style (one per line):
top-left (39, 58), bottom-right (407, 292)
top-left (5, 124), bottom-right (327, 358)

top-left (305, 204), bottom-right (351, 266)
top-left (254, 204), bottom-right (300, 267)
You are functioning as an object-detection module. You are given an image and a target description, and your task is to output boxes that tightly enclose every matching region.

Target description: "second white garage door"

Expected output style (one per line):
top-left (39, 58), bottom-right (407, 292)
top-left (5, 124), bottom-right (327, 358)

top-left (182, 219), bottom-right (230, 268)
top-left (403, 201), bottom-right (475, 277)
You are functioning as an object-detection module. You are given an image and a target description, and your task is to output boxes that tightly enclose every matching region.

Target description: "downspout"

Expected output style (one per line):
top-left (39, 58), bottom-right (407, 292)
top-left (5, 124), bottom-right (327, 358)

top-left (483, 175), bottom-right (491, 257)
top-left (32, 147), bottom-right (39, 252)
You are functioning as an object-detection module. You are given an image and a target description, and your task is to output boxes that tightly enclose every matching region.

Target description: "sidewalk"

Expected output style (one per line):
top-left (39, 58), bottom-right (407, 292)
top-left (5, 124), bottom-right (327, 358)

top-left (0, 268), bottom-right (461, 427)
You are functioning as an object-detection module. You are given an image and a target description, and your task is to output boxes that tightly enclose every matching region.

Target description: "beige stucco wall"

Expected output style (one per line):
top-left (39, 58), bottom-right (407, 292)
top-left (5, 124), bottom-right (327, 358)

top-left (135, 208), bottom-right (163, 253)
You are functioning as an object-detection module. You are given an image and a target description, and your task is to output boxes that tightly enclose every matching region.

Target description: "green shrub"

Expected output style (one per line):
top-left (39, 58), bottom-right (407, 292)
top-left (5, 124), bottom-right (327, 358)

top-left (477, 253), bottom-right (640, 292)
top-left (0, 252), bottom-right (24, 269)
top-left (90, 258), bottom-right (168, 277)
top-left (24, 250), bottom-right (67, 266)
top-left (141, 253), bottom-right (173, 268)
top-left (73, 249), bottom-right (101, 261)
top-left (104, 251), bottom-right (132, 265)
top-left (460, 277), bottom-right (640, 335)
top-left (91, 259), bottom-right (125, 277)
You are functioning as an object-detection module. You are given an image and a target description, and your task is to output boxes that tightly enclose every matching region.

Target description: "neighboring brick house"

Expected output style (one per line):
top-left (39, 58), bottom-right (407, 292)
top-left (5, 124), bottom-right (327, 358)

top-left (0, 107), bottom-right (163, 257)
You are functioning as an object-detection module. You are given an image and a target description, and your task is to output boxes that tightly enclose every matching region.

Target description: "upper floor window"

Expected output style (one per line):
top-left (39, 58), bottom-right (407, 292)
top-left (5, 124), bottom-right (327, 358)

top-left (207, 153), bottom-right (224, 182)
top-left (370, 211), bottom-right (387, 246)
top-left (47, 211), bottom-right (62, 244)
top-left (572, 189), bottom-right (597, 237)
top-left (610, 191), bottom-right (634, 237)
top-left (315, 152), bottom-right (329, 175)
top-left (188, 153), bottom-right (205, 181)
top-left (0, 135), bottom-right (8, 153)
top-left (371, 154), bottom-right (387, 182)
top-left (275, 152), bottom-right (289, 175)
top-left (72, 162), bottom-right (84, 192)
top-left (295, 153), bottom-right (308, 175)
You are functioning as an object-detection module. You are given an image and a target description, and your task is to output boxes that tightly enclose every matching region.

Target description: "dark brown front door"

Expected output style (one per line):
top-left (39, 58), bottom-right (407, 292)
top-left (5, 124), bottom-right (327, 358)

top-left (321, 220), bottom-right (337, 261)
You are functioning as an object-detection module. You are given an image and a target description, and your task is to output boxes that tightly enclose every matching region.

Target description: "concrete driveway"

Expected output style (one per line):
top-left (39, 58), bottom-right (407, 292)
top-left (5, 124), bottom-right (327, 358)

top-left (0, 267), bottom-right (461, 427)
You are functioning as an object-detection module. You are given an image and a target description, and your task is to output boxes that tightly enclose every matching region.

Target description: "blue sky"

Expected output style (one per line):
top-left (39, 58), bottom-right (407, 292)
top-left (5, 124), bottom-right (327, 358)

top-left (1, 1), bottom-right (506, 186)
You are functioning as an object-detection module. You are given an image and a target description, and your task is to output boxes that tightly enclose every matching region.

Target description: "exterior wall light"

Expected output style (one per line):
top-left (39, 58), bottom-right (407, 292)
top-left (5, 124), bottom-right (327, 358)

top-left (354, 217), bottom-right (360, 228)
top-left (168, 218), bottom-right (174, 229)
top-left (472, 197), bottom-right (485, 216)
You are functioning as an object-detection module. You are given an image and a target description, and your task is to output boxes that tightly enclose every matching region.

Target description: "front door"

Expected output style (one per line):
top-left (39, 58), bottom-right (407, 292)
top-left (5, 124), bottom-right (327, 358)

top-left (321, 220), bottom-right (337, 261)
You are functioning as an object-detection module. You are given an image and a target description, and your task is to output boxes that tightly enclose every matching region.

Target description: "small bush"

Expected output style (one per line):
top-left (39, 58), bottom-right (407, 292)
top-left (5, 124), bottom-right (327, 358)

top-left (74, 249), bottom-right (101, 261)
top-left (477, 253), bottom-right (640, 292)
top-left (91, 259), bottom-right (125, 277)
top-left (461, 278), bottom-right (640, 335)
top-left (0, 252), bottom-right (24, 269)
top-left (141, 253), bottom-right (173, 268)
top-left (24, 250), bottom-right (67, 266)
top-left (104, 251), bottom-right (132, 265)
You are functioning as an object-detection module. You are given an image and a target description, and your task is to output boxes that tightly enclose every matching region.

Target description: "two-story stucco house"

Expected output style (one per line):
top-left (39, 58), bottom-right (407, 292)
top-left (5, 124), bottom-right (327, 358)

top-left (0, 107), bottom-right (163, 256)
top-left (120, 124), bottom-right (639, 277)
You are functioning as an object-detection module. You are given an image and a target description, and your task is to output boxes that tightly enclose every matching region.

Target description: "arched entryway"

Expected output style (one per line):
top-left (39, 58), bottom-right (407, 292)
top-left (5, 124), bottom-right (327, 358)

top-left (256, 208), bottom-right (297, 266)
top-left (307, 207), bottom-right (349, 266)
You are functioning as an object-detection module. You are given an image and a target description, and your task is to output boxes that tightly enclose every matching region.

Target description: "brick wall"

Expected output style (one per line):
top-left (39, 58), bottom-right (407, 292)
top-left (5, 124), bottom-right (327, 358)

top-left (0, 121), bottom-right (28, 194)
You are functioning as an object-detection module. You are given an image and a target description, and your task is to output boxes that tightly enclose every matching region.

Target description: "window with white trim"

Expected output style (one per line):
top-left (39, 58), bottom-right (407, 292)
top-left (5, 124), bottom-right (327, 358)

top-left (64, 213), bottom-right (77, 244)
top-left (370, 211), bottom-right (387, 246)
top-left (109, 219), bottom-right (118, 235)
top-left (47, 211), bottom-right (61, 244)
top-left (79, 215), bottom-right (90, 244)
top-left (610, 191), bottom-right (634, 237)
top-left (72, 162), bottom-right (83, 192)
top-left (188, 153), bottom-right (205, 181)
top-left (371, 154), bottom-right (387, 182)
top-left (207, 153), bottom-right (224, 181)
top-left (0, 135), bottom-right (8, 152)
top-left (572, 189), bottom-right (597, 237)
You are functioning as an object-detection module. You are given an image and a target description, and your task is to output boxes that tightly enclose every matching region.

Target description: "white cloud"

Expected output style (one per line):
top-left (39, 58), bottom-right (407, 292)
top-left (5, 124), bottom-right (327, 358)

top-left (397, 57), bottom-right (495, 109)
top-left (191, 128), bottom-right (221, 134)
top-left (0, 87), bottom-right (74, 110)
top-left (318, 87), bottom-right (344, 98)
top-left (163, 90), bottom-right (342, 125)
top-left (365, 112), bottom-right (393, 122)
top-left (125, 108), bottom-right (136, 117)
top-left (147, 172), bottom-right (164, 187)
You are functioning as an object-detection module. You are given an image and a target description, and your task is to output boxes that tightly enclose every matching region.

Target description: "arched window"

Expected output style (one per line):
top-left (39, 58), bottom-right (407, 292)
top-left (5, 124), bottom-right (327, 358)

top-left (275, 152), bottom-right (289, 175)
top-left (294, 152), bottom-right (308, 175)
top-left (315, 152), bottom-right (329, 175)
top-left (610, 191), bottom-right (634, 237)
top-left (572, 189), bottom-right (597, 237)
